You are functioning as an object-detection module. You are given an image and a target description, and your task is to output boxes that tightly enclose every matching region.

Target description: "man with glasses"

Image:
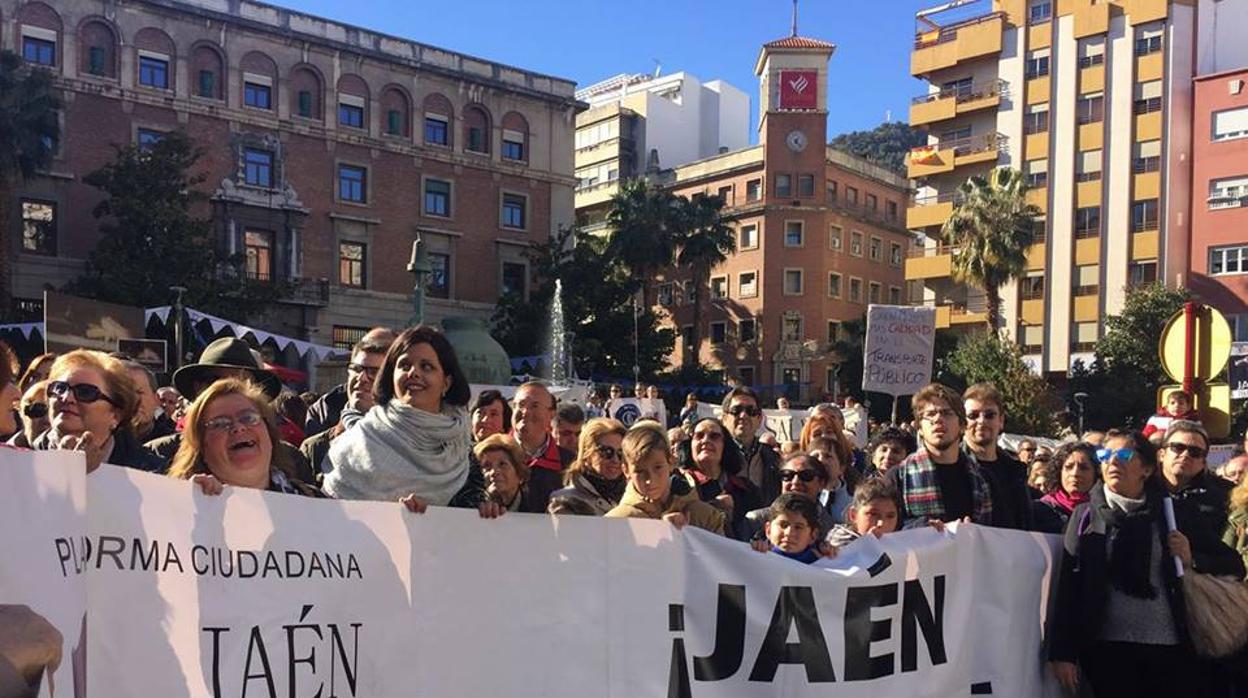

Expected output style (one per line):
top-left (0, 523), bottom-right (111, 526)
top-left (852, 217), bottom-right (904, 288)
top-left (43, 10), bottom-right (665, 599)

top-left (1158, 421), bottom-right (1241, 575)
top-left (886, 383), bottom-right (994, 526)
top-left (300, 336), bottom-right (388, 474)
top-left (721, 386), bottom-right (781, 501)
top-left (962, 383), bottom-right (1032, 530)
top-left (304, 326), bottom-right (395, 438)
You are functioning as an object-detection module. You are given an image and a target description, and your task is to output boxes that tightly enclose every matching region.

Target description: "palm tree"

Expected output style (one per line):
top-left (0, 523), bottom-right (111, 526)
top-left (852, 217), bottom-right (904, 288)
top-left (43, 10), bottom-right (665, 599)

top-left (674, 194), bottom-right (736, 366)
top-left (0, 50), bottom-right (60, 318)
top-left (605, 178), bottom-right (682, 309)
top-left (941, 167), bottom-right (1041, 331)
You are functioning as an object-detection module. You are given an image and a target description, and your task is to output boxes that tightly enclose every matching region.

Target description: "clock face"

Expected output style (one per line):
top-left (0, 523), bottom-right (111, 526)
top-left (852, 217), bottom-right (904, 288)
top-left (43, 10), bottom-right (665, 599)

top-left (786, 130), bottom-right (808, 153)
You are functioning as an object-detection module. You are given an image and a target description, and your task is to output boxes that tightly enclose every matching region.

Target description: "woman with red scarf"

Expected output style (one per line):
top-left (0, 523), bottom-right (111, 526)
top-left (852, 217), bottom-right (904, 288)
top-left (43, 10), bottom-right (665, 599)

top-left (1032, 442), bottom-right (1098, 534)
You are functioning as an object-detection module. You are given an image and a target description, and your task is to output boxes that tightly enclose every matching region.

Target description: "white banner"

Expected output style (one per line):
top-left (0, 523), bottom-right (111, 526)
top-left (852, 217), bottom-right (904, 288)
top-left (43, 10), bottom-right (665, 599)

top-left (607, 397), bottom-right (668, 427)
top-left (862, 305), bottom-right (937, 397)
top-left (0, 450), bottom-right (1063, 697)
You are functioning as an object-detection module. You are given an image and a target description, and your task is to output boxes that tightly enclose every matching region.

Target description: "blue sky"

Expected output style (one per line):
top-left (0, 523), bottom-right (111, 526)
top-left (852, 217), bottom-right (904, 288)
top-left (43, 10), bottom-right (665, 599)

top-left (288, 0), bottom-right (937, 140)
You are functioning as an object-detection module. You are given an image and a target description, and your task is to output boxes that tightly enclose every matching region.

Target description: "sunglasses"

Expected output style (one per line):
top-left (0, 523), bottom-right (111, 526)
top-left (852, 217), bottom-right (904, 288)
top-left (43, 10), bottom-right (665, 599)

top-left (1096, 447), bottom-right (1136, 464)
top-left (966, 410), bottom-right (999, 421)
top-left (778, 469), bottom-right (820, 483)
top-left (22, 402), bottom-right (48, 419)
top-left (728, 405), bottom-right (761, 417)
top-left (1165, 442), bottom-right (1207, 460)
top-left (47, 381), bottom-right (118, 406)
top-left (594, 444), bottom-right (622, 461)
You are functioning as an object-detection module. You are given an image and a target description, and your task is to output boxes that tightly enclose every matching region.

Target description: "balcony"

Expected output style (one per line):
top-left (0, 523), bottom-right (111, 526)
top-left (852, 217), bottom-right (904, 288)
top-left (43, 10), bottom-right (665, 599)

top-left (910, 79), bottom-right (1007, 127)
top-left (906, 244), bottom-right (955, 280)
top-left (911, 11), bottom-right (1004, 77)
top-left (908, 191), bottom-right (959, 229)
top-left (912, 300), bottom-right (989, 329)
top-left (907, 132), bottom-right (1006, 178)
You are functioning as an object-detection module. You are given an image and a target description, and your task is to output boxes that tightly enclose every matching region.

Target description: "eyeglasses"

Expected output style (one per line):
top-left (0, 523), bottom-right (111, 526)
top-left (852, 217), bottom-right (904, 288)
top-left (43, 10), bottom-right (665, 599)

top-left (47, 381), bottom-right (118, 406)
top-left (779, 469), bottom-right (820, 483)
top-left (728, 405), bottom-right (761, 417)
top-left (22, 402), bottom-right (48, 419)
top-left (594, 444), bottom-right (622, 461)
top-left (966, 410), bottom-right (999, 421)
top-left (347, 363), bottom-right (380, 378)
top-left (1096, 447), bottom-right (1136, 464)
top-left (693, 430), bottom-right (723, 441)
top-left (919, 408), bottom-right (957, 422)
top-left (204, 410), bottom-right (264, 433)
top-left (1165, 442), bottom-right (1207, 460)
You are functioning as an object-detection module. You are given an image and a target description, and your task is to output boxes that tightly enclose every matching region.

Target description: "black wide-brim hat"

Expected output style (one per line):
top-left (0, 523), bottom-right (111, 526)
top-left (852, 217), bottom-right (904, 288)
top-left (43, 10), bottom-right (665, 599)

top-left (172, 337), bottom-right (283, 400)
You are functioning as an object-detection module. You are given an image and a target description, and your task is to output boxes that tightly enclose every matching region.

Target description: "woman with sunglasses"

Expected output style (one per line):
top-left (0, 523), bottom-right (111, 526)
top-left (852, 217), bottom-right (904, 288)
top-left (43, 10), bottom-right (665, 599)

top-left (1031, 442), bottom-right (1098, 534)
top-left (744, 453), bottom-right (837, 542)
top-left (168, 378), bottom-right (323, 497)
top-left (7, 380), bottom-right (50, 448)
top-left (677, 417), bottom-right (762, 540)
top-left (32, 350), bottom-right (165, 473)
top-left (1048, 430), bottom-right (1236, 698)
top-left (549, 417), bottom-right (628, 516)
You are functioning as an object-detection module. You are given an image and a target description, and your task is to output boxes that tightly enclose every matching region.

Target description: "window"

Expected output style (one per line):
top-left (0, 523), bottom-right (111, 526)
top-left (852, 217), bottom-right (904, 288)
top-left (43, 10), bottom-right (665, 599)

top-left (846, 187), bottom-right (859, 205)
top-left (827, 321), bottom-right (841, 344)
top-left (339, 100), bottom-right (365, 129)
top-left (1213, 107), bottom-right (1248, 142)
top-left (781, 315), bottom-right (803, 342)
top-left (869, 282), bottom-right (882, 304)
top-left (501, 262), bottom-right (527, 298)
top-left (386, 110), bottom-right (404, 137)
top-left (139, 54), bottom-right (169, 89)
top-left (849, 277), bottom-right (863, 303)
top-left (1029, 0), bottom-right (1052, 24)
top-left (775, 174), bottom-right (792, 197)
top-left (1074, 265), bottom-right (1099, 296)
top-left (502, 193), bottom-right (527, 229)
top-left (1025, 49), bottom-right (1051, 79)
top-left (783, 269), bottom-right (804, 295)
top-left (797, 174), bottom-right (815, 197)
top-left (739, 367), bottom-right (756, 387)
top-left (1076, 93), bottom-right (1104, 125)
top-left (827, 181), bottom-right (838, 204)
top-left (941, 76), bottom-right (973, 98)
top-left (1024, 104), bottom-right (1050, 135)
top-left (700, 321), bottom-right (723, 346)
top-left (332, 326), bottom-right (368, 351)
top-left (1025, 158), bottom-right (1049, 188)
top-left (137, 129), bottom-right (164, 150)
top-left (88, 46), bottom-right (107, 75)
top-left (20, 200), bottom-right (55, 255)
top-left (1131, 199), bottom-right (1159, 232)
top-left (1135, 25), bottom-right (1163, 56)
top-left (1210, 175), bottom-right (1248, 207)
top-left (739, 318), bottom-right (757, 344)
top-left (869, 236), bottom-right (883, 262)
top-left (710, 276), bottom-right (728, 300)
top-left (1078, 39), bottom-right (1106, 68)
top-left (889, 286), bottom-right (903, 304)
top-left (244, 79), bottom-right (272, 110)
top-left (425, 179), bottom-right (451, 217)
top-left (1072, 322), bottom-right (1098, 353)
top-left (1076, 150), bottom-right (1102, 182)
top-left (1075, 206), bottom-right (1101, 238)
top-left (784, 221), bottom-right (804, 247)
top-left (866, 194), bottom-right (878, 211)
top-left (829, 225), bottom-right (843, 251)
top-left (243, 148), bottom-right (274, 188)
top-left (1021, 325), bottom-right (1045, 354)
top-left (887, 200), bottom-right (898, 221)
top-left (338, 165), bottom-right (367, 203)
top-left (339, 241), bottom-right (366, 288)
top-left (425, 115), bottom-right (449, 146)
top-left (22, 36), bottom-right (55, 66)
top-left (1133, 140), bottom-right (1161, 173)
top-left (1210, 245), bottom-right (1248, 275)
top-left (746, 179), bottom-right (761, 201)
top-left (244, 230), bottom-right (274, 281)
top-left (502, 133), bottom-right (525, 161)
top-left (657, 283), bottom-right (674, 306)
top-left (850, 230), bottom-right (864, 257)
top-left (199, 71), bottom-right (217, 99)
top-left (1129, 261), bottom-right (1158, 287)
top-left (1020, 273), bottom-right (1045, 300)
top-left (828, 273), bottom-right (842, 298)
top-left (739, 271), bottom-right (758, 298)
top-left (1133, 81), bottom-right (1162, 115)
top-left (739, 223), bottom-right (758, 250)
top-left (890, 242), bottom-right (903, 267)
top-left (467, 123), bottom-right (488, 153)
top-left (428, 252), bottom-right (450, 299)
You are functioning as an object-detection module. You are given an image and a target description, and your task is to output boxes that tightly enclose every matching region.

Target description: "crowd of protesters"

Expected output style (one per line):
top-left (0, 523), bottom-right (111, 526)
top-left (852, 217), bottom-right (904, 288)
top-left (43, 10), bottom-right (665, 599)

top-left (3, 325), bottom-right (1248, 698)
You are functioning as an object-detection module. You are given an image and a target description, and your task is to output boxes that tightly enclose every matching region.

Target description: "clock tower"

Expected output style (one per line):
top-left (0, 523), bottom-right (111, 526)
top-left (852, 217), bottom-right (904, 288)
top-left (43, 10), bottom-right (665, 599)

top-left (755, 34), bottom-right (835, 186)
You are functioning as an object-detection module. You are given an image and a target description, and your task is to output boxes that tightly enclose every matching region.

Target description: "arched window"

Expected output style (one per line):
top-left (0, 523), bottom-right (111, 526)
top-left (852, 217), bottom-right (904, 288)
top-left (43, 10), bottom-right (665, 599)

top-left (422, 93), bottom-right (453, 147)
top-left (501, 111), bottom-right (529, 162)
top-left (380, 85), bottom-right (411, 138)
top-left (78, 18), bottom-right (117, 78)
top-left (290, 65), bottom-right (323, 120)
top-left (16, 2), bottom-right (64, 70)
top-left (336, 74), bottom-right (370, 131)
top-left (240, 51), bottom-right (277, 111)
top-left (463, 104), bottom-right (491, 154)
top-left (134, 28), bottom-right (176, 90)
top-left (190, 43), bottom-right (225, 100)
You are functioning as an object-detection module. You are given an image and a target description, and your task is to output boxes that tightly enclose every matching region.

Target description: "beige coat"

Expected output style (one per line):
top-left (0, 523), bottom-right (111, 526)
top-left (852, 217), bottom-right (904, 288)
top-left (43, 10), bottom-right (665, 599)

top-left (605, 482), bottom-right (726, 535)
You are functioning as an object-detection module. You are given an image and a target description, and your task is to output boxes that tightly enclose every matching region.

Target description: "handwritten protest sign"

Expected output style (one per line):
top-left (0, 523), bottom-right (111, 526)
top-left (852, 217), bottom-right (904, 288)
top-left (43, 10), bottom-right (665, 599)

top-left (862, 305), bottom-right (936, 397)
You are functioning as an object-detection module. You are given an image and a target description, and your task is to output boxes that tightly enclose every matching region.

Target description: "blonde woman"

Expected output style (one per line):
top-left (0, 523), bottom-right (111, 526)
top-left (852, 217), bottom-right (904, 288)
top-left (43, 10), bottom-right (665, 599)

top-left (548, 418), bottom-right (628, 516)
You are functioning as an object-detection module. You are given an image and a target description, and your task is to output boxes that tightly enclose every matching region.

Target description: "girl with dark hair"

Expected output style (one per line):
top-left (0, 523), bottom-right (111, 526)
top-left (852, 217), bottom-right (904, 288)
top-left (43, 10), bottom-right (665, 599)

top-left (678, 417), bottom-right (762, 540)
top-left (1032, 442), bottom-right (1099, 534)
top-left (323, 326), bottom-right (474, 505)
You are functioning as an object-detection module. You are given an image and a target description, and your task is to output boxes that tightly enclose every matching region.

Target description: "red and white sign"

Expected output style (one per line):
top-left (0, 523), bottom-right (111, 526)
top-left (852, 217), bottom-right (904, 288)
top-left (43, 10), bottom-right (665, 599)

top-left (778, 70), bottom-right (818, 109)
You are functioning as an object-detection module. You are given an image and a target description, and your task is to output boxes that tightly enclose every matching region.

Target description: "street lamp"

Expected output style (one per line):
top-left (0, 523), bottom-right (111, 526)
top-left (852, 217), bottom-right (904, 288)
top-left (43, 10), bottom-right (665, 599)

top-left (407, 234), bottom-right (431, 327)
top-left (1073, 392), bottom-right (1089, 436)
top-left (632, 296), bottom-right (640, 383)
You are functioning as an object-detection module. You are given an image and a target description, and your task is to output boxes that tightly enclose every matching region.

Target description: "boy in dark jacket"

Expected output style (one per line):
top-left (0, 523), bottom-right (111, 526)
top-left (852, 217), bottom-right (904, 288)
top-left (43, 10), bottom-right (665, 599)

top-left (764, 494), bottom-right (823, 564)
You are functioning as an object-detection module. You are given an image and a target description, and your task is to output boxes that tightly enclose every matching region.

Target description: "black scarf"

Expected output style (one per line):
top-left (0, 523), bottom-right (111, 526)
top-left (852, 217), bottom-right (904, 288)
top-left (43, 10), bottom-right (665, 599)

top-left (1092, 484), bottom-right (1159, 599)
top-left (583, 468), bottom-right (626, 505)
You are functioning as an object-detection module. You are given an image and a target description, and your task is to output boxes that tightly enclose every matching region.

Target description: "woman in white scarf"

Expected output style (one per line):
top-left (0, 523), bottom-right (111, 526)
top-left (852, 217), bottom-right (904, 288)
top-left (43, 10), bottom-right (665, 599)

top-left (324, 326), bottom-right (473, 507)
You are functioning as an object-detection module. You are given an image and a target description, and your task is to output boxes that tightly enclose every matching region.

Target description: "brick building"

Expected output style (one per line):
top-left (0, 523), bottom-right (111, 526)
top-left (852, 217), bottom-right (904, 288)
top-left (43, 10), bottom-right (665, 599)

top-left (2, 0), bottom-right (582, 351)
top-left (655, 34), bottom-right (912, 402)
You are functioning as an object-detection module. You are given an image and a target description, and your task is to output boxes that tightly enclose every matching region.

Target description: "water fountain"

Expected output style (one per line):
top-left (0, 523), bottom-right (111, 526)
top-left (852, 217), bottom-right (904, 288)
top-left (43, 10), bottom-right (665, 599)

top-left (549, 278), bottom-right (567, 384)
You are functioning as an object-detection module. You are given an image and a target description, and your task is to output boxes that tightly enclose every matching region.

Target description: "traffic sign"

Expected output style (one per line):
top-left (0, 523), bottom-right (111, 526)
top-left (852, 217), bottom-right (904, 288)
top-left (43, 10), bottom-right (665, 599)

top-left (1158, 305), bottom-right (1232, 383)
top-left (1232, 343), bottom-right (1248, 400)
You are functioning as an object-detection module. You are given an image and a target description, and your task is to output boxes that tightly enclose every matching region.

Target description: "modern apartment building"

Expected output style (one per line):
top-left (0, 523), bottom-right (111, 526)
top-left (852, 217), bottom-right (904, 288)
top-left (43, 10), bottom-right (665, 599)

top-left (905, 0), bottom-right (1240, 374)
top-left (3, 0), bottom-right (582, 352)
top-left (653, 35), bottom-right (912, 402)
top-left (573, 71), bottom-right (749, 231)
